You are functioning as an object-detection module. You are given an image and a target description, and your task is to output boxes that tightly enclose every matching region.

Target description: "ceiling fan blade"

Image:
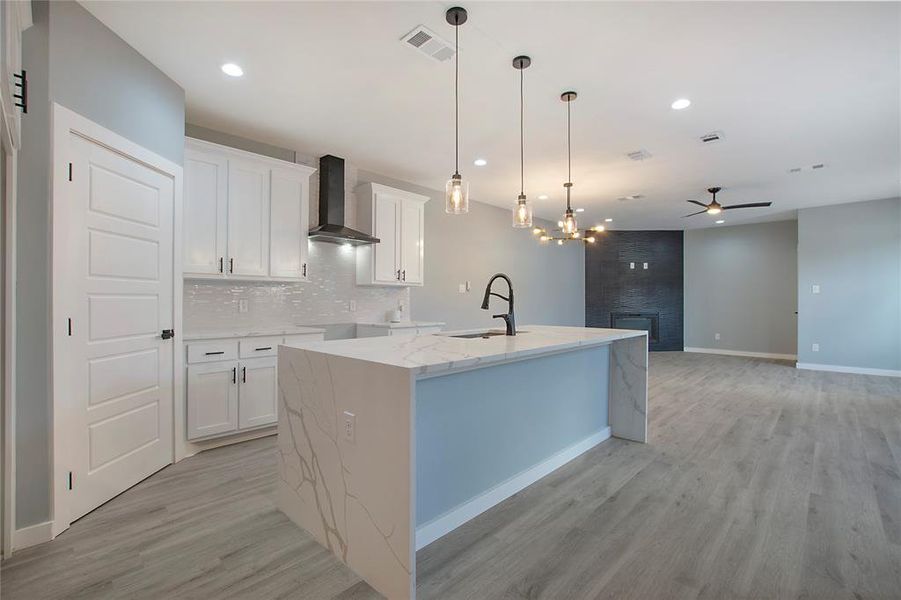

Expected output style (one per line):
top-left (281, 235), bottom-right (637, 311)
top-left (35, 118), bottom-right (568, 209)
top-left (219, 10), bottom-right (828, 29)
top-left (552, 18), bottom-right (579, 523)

top-left (723, 202), bottom-right (772, 210)
top-left (687, 200), bottom-right (709, 208)
top-left (682, 209), bottom-right (708, 218)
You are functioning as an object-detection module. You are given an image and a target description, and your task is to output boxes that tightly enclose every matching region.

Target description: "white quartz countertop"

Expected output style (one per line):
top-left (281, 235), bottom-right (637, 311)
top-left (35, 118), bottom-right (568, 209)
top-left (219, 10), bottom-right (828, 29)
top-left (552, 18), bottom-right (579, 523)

top-left (284, 325), bottom-right (646, 376)
top-left (183, 326), bottom-right (326, 341)
top-left (356, 321), bottom-right (445, 329)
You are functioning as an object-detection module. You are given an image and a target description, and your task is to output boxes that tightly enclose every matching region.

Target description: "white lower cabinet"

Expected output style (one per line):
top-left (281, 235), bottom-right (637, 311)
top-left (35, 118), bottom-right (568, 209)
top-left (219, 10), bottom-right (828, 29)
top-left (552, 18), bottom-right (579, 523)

top-left (187, 361), bottom-right (239, 439)
top-left (186, 332), bottom-right (324, 440)
top-left (238, 357), bottom-right (278, 430)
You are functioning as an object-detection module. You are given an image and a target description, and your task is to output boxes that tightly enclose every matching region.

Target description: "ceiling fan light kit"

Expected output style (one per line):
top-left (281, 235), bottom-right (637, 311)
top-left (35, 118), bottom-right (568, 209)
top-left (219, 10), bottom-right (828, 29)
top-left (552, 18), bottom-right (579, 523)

top-left (682, 186), bottom-right (773, 218)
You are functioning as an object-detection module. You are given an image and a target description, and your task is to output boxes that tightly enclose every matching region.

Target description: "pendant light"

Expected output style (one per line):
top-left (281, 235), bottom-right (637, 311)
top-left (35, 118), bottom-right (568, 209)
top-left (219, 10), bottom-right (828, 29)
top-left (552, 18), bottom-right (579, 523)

top-left (445, 7), bottom-right (469, 214)
top-left (561, 91), bottom-right (578, 234)
top-left (512, 55), bottom-right (532, 228)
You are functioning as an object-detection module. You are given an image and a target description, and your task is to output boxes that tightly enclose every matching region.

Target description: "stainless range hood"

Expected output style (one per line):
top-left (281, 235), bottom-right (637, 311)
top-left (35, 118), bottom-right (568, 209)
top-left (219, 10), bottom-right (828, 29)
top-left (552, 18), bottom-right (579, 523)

top-left (308, 155), bottom-right (380, 246)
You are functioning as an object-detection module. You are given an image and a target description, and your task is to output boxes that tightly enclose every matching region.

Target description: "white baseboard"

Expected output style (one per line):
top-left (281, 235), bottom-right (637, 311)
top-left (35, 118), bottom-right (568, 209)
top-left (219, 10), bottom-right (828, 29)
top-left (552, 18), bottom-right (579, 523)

top-left (14, 520), bottom-right (53, 551)
top-left (796, 362), bottom-right (901, 378)
top-left (684, 347), bottom-right (797, 361)
top-left (415, 427), bottom-right (612, 551)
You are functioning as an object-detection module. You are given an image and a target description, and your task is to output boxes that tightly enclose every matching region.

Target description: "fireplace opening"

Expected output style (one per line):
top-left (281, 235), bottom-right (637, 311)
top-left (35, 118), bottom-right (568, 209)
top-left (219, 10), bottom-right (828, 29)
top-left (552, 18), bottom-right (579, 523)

top-left (610, 312), bottom-right (659, 343)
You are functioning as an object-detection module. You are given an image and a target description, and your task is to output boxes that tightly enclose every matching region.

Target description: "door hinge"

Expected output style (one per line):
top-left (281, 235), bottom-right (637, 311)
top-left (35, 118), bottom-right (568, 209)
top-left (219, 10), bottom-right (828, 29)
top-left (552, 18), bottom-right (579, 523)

top-left (67, 318), bottom-right (73, 336)
top-left (13, 70), bottom-right (27, 114)
top-left (68, 163), bottom-right (73, 182)
top-left (67, 471), bottom-right (73, 490)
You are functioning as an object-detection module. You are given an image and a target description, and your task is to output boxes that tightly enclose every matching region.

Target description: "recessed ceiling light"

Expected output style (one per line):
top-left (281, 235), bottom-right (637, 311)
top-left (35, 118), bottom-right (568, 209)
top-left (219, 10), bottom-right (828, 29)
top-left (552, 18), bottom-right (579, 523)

top-left (473, 158), bottom-right (487, 166)
top-left (605, 218), bottom-right (613, 222)
top-left (575, 208), bottom-right (585, 213)
top-left (715, 219), bottom-right (725, 224)
top-left (538, 194), bottom-right (549, 200)
top-left (221, 63), bottom-right (244, 77)
top-left (671, 98), bottom-right (691, 110)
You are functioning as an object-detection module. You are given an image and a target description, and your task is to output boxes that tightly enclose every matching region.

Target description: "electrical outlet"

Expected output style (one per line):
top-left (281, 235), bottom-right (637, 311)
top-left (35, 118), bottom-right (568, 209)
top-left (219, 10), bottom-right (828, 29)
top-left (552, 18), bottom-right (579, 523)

top-left (715, 333), bottom-right (721, 341)
top-left (349, 300), bottom-right (357, 312)
top-left (238, 299), bottom-right (249, 313)
top-left (812, 284), bottom-right (820, 294)
top-left (629, 262), bottom-right (635, 269)
top-left (458, 283), bottom-right (466, 293)
top-left (643, 262), bottom-right (648, 270)
top-left (812, 343), bottom-right (820, 352)
top-left (343, 411), bottom-right (356, 444)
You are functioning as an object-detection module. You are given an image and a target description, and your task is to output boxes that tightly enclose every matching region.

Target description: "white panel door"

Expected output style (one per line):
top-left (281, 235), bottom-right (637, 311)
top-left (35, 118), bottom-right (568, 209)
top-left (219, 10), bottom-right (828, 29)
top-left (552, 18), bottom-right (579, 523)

top-left (227, 159), bottom-right (270, 277)
top-left (373, 193), bottom-right (399, 284)
top-left (238, 357), bottom-right (277, 429)
top-left (269, 166), bottom-right (308, 280)
top-left (183, 149), bottom-right (227, 276)
top-left (64, 133), bottom-right (174, 522)
top-left (187, 361), bottom-right (239, 439)
top-left (400, 201), bottom-right (424, 285)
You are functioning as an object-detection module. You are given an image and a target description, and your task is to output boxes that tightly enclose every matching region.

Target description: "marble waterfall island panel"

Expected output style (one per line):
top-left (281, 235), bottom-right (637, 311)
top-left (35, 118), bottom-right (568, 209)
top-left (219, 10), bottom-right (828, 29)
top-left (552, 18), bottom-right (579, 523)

top-left (277, 347), bottom-right (414, 600)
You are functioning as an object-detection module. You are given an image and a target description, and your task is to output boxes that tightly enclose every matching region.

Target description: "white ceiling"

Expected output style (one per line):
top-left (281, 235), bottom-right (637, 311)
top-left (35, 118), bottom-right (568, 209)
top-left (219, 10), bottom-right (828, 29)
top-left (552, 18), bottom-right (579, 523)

top-left (81, 1), bottom-right (900, 230)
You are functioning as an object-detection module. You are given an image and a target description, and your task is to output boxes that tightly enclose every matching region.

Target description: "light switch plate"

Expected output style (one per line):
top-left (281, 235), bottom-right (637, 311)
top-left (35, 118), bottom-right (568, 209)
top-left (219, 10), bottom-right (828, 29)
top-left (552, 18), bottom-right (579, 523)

top-left (812, 284), bottom-right (820, 294)
top-left (238, 299), bottom-right (249, 313)
top-left (349, 300), bottom-right (357, 312)
top-left (812, 343), bottom-right (820, 352)
top-left (715, 333), bottom-right (721, 341)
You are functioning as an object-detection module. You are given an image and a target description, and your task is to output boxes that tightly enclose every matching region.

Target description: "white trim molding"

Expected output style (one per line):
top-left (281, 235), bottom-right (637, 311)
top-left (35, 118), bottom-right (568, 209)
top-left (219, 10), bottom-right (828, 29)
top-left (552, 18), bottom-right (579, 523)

top-left (13, 520), bottom-right (53, 551)
top-left (796, 362), bottom-right (901, 378)
top-left (684, 347), bottom-right (797, 361)
top-left (415, 427), bottom-right (612, 551)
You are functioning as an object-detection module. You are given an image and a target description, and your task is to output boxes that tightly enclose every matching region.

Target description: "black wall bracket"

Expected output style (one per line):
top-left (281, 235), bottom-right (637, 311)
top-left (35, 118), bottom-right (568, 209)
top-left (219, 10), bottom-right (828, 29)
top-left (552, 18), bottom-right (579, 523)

top-left (13, 70), bottom-right (27, 114)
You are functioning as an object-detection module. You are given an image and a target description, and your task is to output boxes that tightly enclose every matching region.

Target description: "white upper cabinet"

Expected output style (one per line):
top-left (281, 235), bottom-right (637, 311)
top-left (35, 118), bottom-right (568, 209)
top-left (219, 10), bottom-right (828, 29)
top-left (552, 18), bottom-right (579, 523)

top-left (227, 159), bottom-right (270, 277)
top-left (355, 183), bottom-right (429, 286)
top-left (182, 138), bottom-right (315, 281)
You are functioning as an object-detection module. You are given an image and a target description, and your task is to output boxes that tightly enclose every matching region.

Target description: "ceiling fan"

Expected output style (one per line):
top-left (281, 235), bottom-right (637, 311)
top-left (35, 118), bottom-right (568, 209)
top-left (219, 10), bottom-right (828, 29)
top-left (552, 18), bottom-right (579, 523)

top-left (683, 187), bottom-right (772, 217)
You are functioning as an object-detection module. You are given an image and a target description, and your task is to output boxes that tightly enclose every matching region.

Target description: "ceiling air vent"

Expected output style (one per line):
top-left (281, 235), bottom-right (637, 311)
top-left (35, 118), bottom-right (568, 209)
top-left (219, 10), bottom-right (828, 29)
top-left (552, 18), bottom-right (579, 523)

top-left (626, 149), bottom-right (652, 161)
top-left (699, 131), bottom-right (725, 144)
top-left (401, 26), bottom-right (456, 62)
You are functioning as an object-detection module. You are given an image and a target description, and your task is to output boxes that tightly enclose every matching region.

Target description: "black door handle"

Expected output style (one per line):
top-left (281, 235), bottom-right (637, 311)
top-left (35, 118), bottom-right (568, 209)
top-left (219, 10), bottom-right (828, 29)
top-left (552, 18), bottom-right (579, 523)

top-left (161, 329), bottom-right (174, 340)
top-left (232, 367), bottom-right (236, 384)
top-left (242, 366), bottom-right (246, 383)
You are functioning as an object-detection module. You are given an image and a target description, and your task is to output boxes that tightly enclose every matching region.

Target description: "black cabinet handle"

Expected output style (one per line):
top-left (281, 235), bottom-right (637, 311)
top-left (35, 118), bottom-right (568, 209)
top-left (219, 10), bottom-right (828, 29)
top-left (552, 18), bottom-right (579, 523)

top-left (396, 269), bottom-right (401, 280)
top-left (242, 366), bottom-right (246, 383)
top-left (229, 258), bottom-right (234, 273)
top-left (205, 351), bottom-right (225, 356)
top-left (302, 263), bottom-right (307, 277)
top-left (255, 347), bottom-right (272, 351)
top-left (219, 257), bottom-right (224, 273)
top-left (161, 329), bottom-right (175, 340)
top-left (402, 270), bottom-right (406, 281)
top-left (232, 367), bottom-right (236, 384)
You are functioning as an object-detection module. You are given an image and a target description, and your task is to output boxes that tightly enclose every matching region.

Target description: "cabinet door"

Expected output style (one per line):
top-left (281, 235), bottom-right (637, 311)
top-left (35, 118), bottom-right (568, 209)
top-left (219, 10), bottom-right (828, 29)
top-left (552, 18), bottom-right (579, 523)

top-left (238, 357), bottom-right (278, 429)
top-left (269, 167), bottom-right (310, 280)
top-left (187, 361), bottom-right (238, 440)
top-left (227, 159), bottom-right (270, 277)
top-left (372, 193), bottom-right (400, 284)
top-left (400, 201), bottom-right (425, 285)
top-left (184, 149), bottom-right (228, 275)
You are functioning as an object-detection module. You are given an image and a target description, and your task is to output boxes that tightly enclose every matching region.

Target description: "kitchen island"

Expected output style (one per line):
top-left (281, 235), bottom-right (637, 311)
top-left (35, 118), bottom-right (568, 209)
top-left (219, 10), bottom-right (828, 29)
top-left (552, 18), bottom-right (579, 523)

top-left (276, 325), bottom-right (648, 600)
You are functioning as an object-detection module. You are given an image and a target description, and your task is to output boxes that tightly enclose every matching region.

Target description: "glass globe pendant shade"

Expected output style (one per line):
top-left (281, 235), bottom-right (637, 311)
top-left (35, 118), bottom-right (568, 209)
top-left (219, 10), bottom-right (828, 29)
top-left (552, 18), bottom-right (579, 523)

top-left (512, 196), bottom-right (532, 228)
top-left (445, 174), bottom-right (469, 214)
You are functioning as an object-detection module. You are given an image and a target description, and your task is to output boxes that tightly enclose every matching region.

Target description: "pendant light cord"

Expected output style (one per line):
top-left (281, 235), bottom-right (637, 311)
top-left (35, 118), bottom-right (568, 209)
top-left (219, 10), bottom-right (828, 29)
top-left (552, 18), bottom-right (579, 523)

top-left (454, 21), bottom-right (459, 175)
top-left (520, 66), bottom-right (524, 196)
top-left (566, 98), bottom-right (572, 210)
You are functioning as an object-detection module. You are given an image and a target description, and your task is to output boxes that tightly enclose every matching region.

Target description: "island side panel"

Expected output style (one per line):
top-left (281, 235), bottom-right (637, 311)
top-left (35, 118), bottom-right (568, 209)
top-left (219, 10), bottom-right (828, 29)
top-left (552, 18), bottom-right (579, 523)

top-left (277, 346), bottom-right (415, 600)
top-left (608, 334), bottom-right (649, 442)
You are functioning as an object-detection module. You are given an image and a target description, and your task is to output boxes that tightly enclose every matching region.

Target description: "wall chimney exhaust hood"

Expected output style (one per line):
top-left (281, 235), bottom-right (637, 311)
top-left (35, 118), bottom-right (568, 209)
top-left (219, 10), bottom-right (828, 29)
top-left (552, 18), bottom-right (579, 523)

top-left (308, 155), bottom-right (380, 246)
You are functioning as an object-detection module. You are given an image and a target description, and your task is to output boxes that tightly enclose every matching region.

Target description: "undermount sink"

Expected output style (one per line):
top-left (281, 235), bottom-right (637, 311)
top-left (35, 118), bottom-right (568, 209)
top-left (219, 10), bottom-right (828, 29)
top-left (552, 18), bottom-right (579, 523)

top-left (446, 330), bottom-right (527, 339)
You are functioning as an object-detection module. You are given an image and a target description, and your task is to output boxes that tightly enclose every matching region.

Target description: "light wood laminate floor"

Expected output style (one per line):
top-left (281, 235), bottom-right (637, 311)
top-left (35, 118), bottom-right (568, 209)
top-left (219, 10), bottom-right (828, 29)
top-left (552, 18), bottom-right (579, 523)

top-left (3, 353), bottom-right (900, 599)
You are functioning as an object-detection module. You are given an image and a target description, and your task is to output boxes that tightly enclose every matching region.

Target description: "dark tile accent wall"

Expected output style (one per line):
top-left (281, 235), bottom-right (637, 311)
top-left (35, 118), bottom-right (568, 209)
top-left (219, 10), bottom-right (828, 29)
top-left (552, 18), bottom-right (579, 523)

top-left (585, 231), bottom-right (684, 351)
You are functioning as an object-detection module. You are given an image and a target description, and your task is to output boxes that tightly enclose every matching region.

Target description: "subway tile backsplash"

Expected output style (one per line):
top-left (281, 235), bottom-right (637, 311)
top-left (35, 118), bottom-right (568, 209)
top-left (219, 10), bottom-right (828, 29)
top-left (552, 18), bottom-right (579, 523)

top-left (184, 242), bottom-right (410, 333)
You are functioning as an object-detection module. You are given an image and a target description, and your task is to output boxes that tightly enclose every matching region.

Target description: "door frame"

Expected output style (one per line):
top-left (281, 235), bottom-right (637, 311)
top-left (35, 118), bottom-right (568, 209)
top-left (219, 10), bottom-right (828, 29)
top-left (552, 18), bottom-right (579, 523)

top-left (50, 104), bottom-right (183, 537)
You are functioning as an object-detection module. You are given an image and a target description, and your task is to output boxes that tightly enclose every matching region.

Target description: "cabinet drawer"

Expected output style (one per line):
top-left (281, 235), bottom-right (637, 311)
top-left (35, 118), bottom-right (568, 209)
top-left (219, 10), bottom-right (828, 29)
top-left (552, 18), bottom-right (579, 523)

top-left (187, 341), bottom-right (239, 364)
top-left (283, 333), bottom-right (325, 347)
top-left (239, 336), bottom-right (283, 358)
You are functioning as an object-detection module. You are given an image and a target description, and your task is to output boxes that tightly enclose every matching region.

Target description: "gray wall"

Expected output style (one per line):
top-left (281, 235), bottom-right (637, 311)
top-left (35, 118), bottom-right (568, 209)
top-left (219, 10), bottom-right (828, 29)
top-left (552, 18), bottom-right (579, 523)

top-left (360, 171), bottom-right (586, 330)
top-left (15, 0), bottom-right (184, 528)
top-left (684, 220), bottom-right (798, 356)
top-left (797, 197), bottom-right (901, 371)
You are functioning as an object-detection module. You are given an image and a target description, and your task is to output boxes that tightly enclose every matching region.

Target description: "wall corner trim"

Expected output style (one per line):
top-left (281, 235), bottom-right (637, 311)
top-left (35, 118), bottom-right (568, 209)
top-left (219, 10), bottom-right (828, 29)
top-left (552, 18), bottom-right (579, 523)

top-left (795, 362), bottom-right (901, 378)
top-left (684, 347), bottom-right (797, 361)
top-left (13, 520), bottom-right (53, 551)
